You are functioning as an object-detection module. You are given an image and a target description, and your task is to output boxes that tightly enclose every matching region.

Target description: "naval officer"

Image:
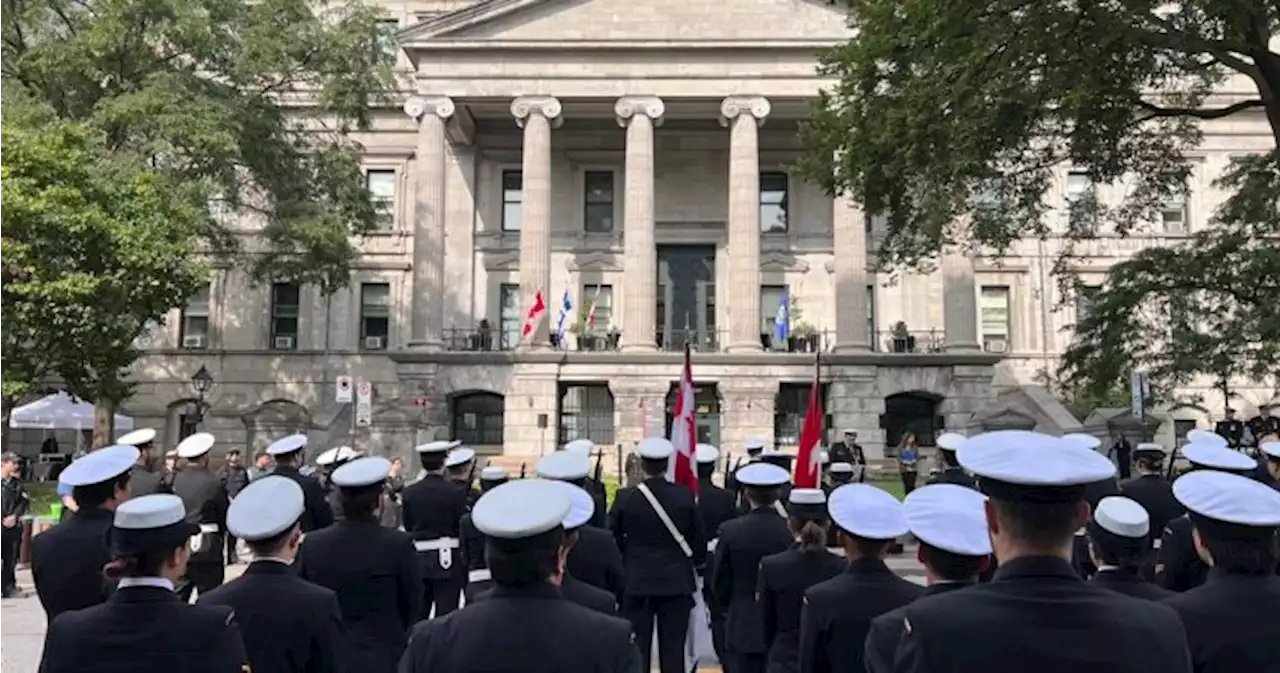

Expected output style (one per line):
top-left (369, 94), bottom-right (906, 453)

top-left (315, 445), bottom-right (359, 520)
top-left (267, 434), bottom-right (333, 533)
top-left (694, 443), bottom-right (737, 663)
top-left (891, 430), bottom-right (1192, 673)
top-left (398, 479), bottom-right (642, 673)
top-left (297, 456), bottom-right (422, 673)
top-left (1084, 496), bottom-right (1171, 600)
top-left (565, 438), bottom-right (611, 523)
top-left (540, 451), bottom-right (626, 600)
top-left (402, 439), bottom-right (469, 618)
top-left (444, 446), bottom-right (479, 505)
top-left (199, 476), bottom-right (345, 673)
top-left (31, 444), bottom-right (136, 621)
top-left (169, 432), bottom-right (228, 602)
top-left (925, 433), bottom-right (975, 488)
top-left (37, 494), bottom-right (249, 673)
top-left (461, 465), bottom-right (510, 602)
top-left (1119, 443), bottom-right (1183, 541)
top-left (117, 427), bottom-right (163, 496)
top-left (864, 484), bottom-right (991, 673)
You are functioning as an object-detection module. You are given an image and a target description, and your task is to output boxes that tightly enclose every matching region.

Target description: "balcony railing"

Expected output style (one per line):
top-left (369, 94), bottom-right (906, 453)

top-left (873, 329), bottom-right (946, 354)
top-left (443, 327), bottom-right (518, 352)
top-left (440, 326), bottom-right (945, 355)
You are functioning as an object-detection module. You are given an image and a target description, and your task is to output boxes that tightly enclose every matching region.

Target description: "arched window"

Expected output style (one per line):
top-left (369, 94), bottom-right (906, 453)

top-left (451, 392), bottom-right (505, 446)
top-left (880, 392), bottom-right (944, 450)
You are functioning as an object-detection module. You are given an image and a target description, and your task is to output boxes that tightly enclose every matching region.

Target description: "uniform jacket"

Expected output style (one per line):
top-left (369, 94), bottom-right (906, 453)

top-left (863, 582), bottom-right (971, 673)
top-left (757, 546), bottom-right (845, 673)
top-left (2, 475), bottom-right (30, 519)
top-left (401, 474), bottom-right (469, 580)
top-left (1246, 415), bottom-right (1280, 444)
top-left (1164, 571), bottom-right (1280, 673)
top-left (271, 465), bottom-right (333, 533)
top-left (696, 479), bottom-right (738, 551)
top-left (472, 575), bottom-right (620, 617)
top-left (1214, 420), bottom-right (1245, 448)
top-left (171, 467), bottom-right (229, 568)
top-left (36, 584), bottom-right (249, 673)
top-left (199, 560), bottom-right (345, 673)
top-left (127, 465), bottom-right (163, 497)
top-left (826, 443), bottom-right (865, 472)
top-left (711, 508), bottom-right (795, 654)
top-left (1156, 516), bottom-right (1209, 592)
top-left (30, 507), bottom-right (115, 621)
top-left (398, 583), bottom-right (642, 673)
top-left (1088, 568), bottom-right (1174, 601)
top-left (220, 466), bottom-right (249, 499)
top-left (892, 556), bottom-right (1193, 673)
top-left (459, 511), bottom-right (486, 574)
top-left (797, 557), bottom-right (923, 673)
top-left (297, 517), bottom-right (423, 673)
top-left (925, 468), bottom-right (976, 489)
top-left (1120, 474), bottom-right (1184, 538)
top-left (567, 524), bottom-right (627, 601)
top-left (583, 477), bottom-right (609, 529)
top-left (608, 476), bottom-right (705, 597)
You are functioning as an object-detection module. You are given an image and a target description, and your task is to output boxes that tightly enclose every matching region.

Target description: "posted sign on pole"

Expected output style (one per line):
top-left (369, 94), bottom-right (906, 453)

top-left (356, 379), bottom-right (373, 427)
top-left (1130, 371), bottom-right (1147, 419)
top-left (335, 375), bottom-right (354, 404)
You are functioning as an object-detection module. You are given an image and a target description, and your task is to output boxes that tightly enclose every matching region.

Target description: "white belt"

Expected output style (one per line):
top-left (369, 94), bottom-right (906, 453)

top-left (199, 524), bottom-right (220, 534)
top-left (707, 539), bottom-right (718, 553)
top-left (414, 537), bottom-right (460, 552)
top-left (467, 569), bottom-right (492, 583)
top-left (828, 547), bottom-right (846, 557)
top-left (1075, 527), bottom-right (1087, 537)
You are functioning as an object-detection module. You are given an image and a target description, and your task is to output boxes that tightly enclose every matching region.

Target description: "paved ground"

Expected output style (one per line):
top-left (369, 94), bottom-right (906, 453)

top-left (2, 551), bottom-right (926, 672)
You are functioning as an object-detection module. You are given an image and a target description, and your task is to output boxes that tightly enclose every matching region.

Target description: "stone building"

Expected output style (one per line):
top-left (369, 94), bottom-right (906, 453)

top-left (14, 0), bottom-right (1275, 465)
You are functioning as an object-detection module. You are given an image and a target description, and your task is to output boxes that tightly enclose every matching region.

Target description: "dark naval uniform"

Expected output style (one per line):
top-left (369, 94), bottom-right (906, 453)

top-left (925, 467), bottom-right (976, 489)
top-left (401, 473), bottom-right (468, 618)
top-left (128, 464), bottom-right (163, 496)
top-left (472, 575), bottom-right (619, 616)
top-left (1165, 570), bottom-right (1280, 673)
top-left (1088, 567), bottom-right (1173, 600)
top-left (1247, 414), bottom-right (1280, 444)
top-left (1072, 478), bottom-right (1123, 579)
top-left (566, 524), bottom-right (626, 601)
top-left (37, 582), bottom-right (249, 673)
top-left (399, 584), bottom-right (641, 673)
top-left (199, 560), bottom-right (345, 673)
top-left (30, 507), bottom-right (116, 621)
top-left (1120, 474), bottom-right (1184, 537)
top-left (758, 547), bottom-right (845, 673)
top-left (1214, 419), bottom-right (1246, 450)
top-left (1155, 515), bottom-right (1209, 592)
top-left (171, 466), bottom-right (229, 601)
top-left (459, 510), bottom-right (492, 603)
top-left (297, 518), bottom-right (422, 673)
top-left (272, 465), bottom-right (333, 533)
top-left (892, 556), bottom-right (1193, 673)
top-left (711, 507), bottom-right (795, 673)
top-left (584, 475), bottom-right (610, 528)
top-left (797, 557), bottom-right (923, 673)
top-left (864, 582), bottom-right (970, 673)
top-left (696, 474), bottom-right (738, 661)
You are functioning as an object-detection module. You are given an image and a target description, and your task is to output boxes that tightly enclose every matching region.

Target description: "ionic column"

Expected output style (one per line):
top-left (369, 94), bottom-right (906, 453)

top-left (832, 196), bottom-right (871, 352)
top-left (403, 96), bottom-right (454, 350)
top-left (719, 95), bottom-right (771, 353)
top-left (942, 243), bottom-right (981, 352)
top-left (510, 96), bottom-right (562, 349)
top-left (615, 96), bottom-right (665, 352)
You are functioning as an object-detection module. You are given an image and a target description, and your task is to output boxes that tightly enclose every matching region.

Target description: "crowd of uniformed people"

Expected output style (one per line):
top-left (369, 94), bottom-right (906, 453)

top-left (19, 418), bottom-right (1280, 673)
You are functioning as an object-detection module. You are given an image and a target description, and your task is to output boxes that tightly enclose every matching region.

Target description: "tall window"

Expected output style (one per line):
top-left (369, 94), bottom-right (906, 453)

top-left (774, 383), bottom-right (832, 448)
top-left (499, 283), bottom-right (521, 350)
top-left (580, 284), bottom-right (614, 331)
top-left (583, 171), bottom-right (615, 233)
top-left (366, 169), bottom-right (396, 229)
top-left (1065, 170), bottom-right (1093, 228)
top-left (979, 286), bottom-right (1010, 353)
top-left (760, 285), bottom-right (788, 337)
top-left (452, 392), bottom-right (505, 446)
top-left (1076, 285), bottom-right (1101, 323)
top-left (867, 284), bottom-right (877, 349)
top-left (374, 19), bottom-right (400, 65)
top-left (865, 212), bottom-right (886, 236)
top-left (180, 285), bottom-right (211, 349)
top-left (360, 283), bottom-right (390, 350)
top-left (270, 283), bottom-right (300, 350)
top-left (558, 384), bottom-right (616, 445)
top-left (501, 170), bottom-right (523, 232)
top-left (760, 172), bottom-right (789, 233)
top-left (1161, 180), bottom-right (1189, 233)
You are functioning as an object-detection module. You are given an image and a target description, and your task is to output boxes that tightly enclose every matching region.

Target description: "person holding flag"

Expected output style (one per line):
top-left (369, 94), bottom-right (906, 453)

top-left (553, 289), bottom-right (573, 348)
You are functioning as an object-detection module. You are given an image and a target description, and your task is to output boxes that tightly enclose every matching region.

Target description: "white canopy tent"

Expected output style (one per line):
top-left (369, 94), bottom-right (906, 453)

top-left (8, 391), bottom-right (135, 431)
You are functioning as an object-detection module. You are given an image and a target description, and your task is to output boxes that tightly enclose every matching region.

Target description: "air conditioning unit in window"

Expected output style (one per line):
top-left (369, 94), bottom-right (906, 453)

top-left (984, 338), bottom-right (1008, 354)
top-left (273, 336), bottom-right (295, 350)
top-left (182, 334), bottom-right (207, 349)
top-left (364, 336), bottom-right (385, 350)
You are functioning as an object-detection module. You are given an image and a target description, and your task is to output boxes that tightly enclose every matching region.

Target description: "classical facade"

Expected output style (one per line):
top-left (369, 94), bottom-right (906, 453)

top-left (16, 0), bottom-right (1275, 464)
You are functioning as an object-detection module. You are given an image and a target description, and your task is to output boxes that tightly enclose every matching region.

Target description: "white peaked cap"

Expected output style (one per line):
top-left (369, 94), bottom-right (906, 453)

top-left (903, 484), bottom-right (992, 556)
top-left (789, 488), bottom-right (826, 506)
top-left (536, 451), bottom-right (590, 480)
top-left (266, 434), bottom-right (308, 456)
top-left (473, 479), bottom-right (572, 539)
top-left (1181, 442), bottom-right (1255, 471)
top-left (480, 466), bottom-right (509, 481)
top-left (175, 432), bottom-right (215, 459)
top-left (1134, 442), bottom-right (1168, 455)
top-left (1260, 441), bottom-right (1280, 460)
top-left (829, 484), bottom-right (908, 540)
top-left (936, 432), bottom-right (967, 451)
top-left (116, 428), bottom-right (157, 447)
top-left (695, 444), bottom-right (719, 464)
top-left (563, 439), bottom-right (594, 455)
top-left (315, 447), bottom-right (344, 467)
top-left (60, 445), bottom-right (139, 487)
top-left (829, 462), bottom-right (855, 474)
top-left (638, 437), bottom-right (674, 460)
top-left (744, 437), bottom-right (767, 451)
top-left (1060, 433), bottom-right (1102, 451)
top-left (415, 440), bottom-right (461, 454)
top-left (226, 476), bottom-right (304, 541)
top-left (958, 431), bottom-right (1115, 486)
top-left (1173, 471), bottom-right (1280, 527)
top-left (1093, 496), bottom-right (1150, 538)
top-left (1185, 429), bottom-right (1227, 448)
top-left (114, 494), bottom-right (187, 530)
top-left (735, 463), bottom-right (789, 487)
top-left (332, 456), bottom-right (391, 488)
top-left (445, 447), bottom-right (476, 468)
top-left (554, 481), bottom-right (596, 529)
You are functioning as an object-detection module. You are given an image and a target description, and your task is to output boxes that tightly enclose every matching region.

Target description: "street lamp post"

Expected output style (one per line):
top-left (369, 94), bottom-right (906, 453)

top-left (190, 365), bottom-right (215, 429)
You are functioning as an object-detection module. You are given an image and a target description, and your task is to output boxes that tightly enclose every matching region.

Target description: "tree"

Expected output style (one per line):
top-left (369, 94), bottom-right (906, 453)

top-left (2, 0), bottom-right (393, 444)
top-left (801, 1), bottom-right (1279, 401)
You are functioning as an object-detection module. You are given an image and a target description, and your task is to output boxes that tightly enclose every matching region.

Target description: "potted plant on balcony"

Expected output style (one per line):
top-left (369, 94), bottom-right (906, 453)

top-left (792, 321), bottom-right (820, 352)
top-left (569, 305), bottom-right (590, 351)
top-left (891, 321), bottom-right (916, 353)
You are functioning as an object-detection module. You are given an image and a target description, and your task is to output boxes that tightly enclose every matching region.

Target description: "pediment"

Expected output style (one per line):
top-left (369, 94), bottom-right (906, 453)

top-left (760, 251), bottom-right (810, 273)
top-left (566, 251), bottom-right (623, 272)
top-left (401, 0), bottom-right (852, 44)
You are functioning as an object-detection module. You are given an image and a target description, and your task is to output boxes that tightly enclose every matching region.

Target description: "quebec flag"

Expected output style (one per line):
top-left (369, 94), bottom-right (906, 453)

top-left (554, 290), bottom-right (573, 339)
top-left (773, 290), bottom-right (789, 342)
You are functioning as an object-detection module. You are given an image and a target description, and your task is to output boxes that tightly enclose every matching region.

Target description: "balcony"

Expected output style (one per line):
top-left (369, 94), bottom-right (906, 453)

top-left (873, 328), bottom-right (946, 354)
top-left (443, 327), bottom-right (518, 352)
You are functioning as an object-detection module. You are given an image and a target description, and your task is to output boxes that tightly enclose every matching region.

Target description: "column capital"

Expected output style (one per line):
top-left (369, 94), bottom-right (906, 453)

top-left (615, 96), bottom-right (666, 128)
top-left (511, 95), bottom-right (563, 129)
top-left (718, 95), bottom-right (771, 128)
top-left (403, 96), bottom-right (455, 122)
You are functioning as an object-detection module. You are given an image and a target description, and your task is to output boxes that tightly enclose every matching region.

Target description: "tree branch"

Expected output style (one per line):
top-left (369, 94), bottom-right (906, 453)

top-left (1137, 98), bottom-right (1264, 120)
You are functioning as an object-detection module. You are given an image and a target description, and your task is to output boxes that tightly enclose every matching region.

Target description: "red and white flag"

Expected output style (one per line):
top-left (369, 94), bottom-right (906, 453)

top-left (521, 288), bottom-right (547, 341)
top-left (793, 355), bottom-right (824, 488)
top-left (586, 284), bottom-right (603, 330)
top-left (668, 344), bottom-right (699, 494)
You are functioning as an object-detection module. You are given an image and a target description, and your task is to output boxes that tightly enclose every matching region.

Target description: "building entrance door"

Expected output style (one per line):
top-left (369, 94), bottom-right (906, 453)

top-left (657, 246), bottom-right (717, 350)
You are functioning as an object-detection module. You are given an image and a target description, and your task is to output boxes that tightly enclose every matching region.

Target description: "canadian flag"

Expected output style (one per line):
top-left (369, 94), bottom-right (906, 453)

top-left (668, 344), bottom-right (699, 494)
top-left (793, 355), bottom-right (823, 488)
top-left (521, 288), bottom-right (547, 341)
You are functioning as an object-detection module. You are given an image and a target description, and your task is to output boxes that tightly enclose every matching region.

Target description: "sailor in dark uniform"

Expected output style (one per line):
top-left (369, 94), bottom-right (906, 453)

top-left (31, 444), bottom-right (136, 622)
top-left (266, 434), bottom-right (333, 533)
top-left (297, 456), bottom-right (422, 673)
top-left (826, 429), bottom-right (860, 469)
top-left (711, 462), bottom-right (795, 673)
top-left (169, 432), bottom-right (228, 602)
top-left (1062, 433), bottom-right (1120, 579)
top-left (1259, 440), bottom-right (1280, 489)
top-left (891, 430), bottom-right (1192, 673)
top-left (565, 438), bottom-right (611, 524)
top-left (461, 466), bottom-right (509, 602)
top-left (608, 437), bottom-right (706, 673)
top-left (401, 439), bottom-right (468, 618)
top-left (1165, 470), bottom-right (1280, 673)
top-left (864, 484), bottom-right (991, 673)
top-left (758, 451), bottom-right (795, 510)
top-left (926, 432), bottom-right (975, 488)
top-left (1247, 405), bottom-right (1280, 450)
top-left (694, 443), bottom-right (737, 663)
top-left (117, 427), bottom-right (163, 496)
top-left (199, 476), bottom-right (344, 673)
top-left (537, 449), bottom-right (606, 529)
top-left (1214, 407), bottom-right (1246, 450)
top-left (823, 464), bottom-right (856, 549)
top-left (399, 479), bottom-right (642, 673)
top-left (315, 445), bottom-right (359, 521)
top-left (758, 488), bottom-right (844, 673)
top-left (1155, 439), bottom-right (1257, 592)
top-left (1121, 443), bottom-right (1183, 533)
top-left (731, 437), bottom-right (769, 510)
top-left (37, 493), bottom-right (250, 673)
top-left (1083, 496), bottom-right (1172, 600)
top-left (798, 483), bottom-right (922, 673)
top-left (445, 446), bottom-right (479, 507)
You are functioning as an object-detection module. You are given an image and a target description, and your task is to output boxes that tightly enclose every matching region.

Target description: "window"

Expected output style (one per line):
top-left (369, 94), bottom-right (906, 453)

top-left (1076, 285), bottom-right (1100, 323)
top-left (558, 384), bottom-right (615, 446)
top-left (979, 286), bottom-right (1010, 352)
top-left (774, 383), bottom-right (832, 449)
top-left (760, 172), bottom-right (789, 232)
top-left (360, 283), bottom-right (390, 349)
top-left (1065, 171), bottom-right (1093, 229)
top-left (501, 170), bottom-right (523, 232)
top-left (583, 171), bottom-right (615, 233)
top-left (374, 19), bottom-right (400, 65)
top-left (867, 284), bottom-right (877, 350)
top-left (270, 283), bottom-right (300, 350)
top-left (760, 285), bottom-right (788, 339)
top-left (499, 283), bottom-right (521, 350)
top-left (580, 284), bottom-right (614, 332)
top-left (1174, 419), bottom-right (1197, 447)
top-left (865, 212), bottom-right (886, 236)
top-left (1161, 180), bottom-right (1189, 232)
top-left (366, 169), bottom-right (396, 229)
top-left (452, 392), bottom-right (505, 446)
top-left (180, 285), bottom-right (211, 348)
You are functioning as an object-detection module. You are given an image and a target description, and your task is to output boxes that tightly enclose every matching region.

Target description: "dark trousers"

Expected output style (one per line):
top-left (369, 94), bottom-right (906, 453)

top-left (623, 593), bottom-right (693, 673)
top-left (177, 562), bottom-right (225, 602)
top-left (729, 652), bottom-right (766, 673)
top-left (1, 526), bottom-right (19, 592)
top-left (422, 576), bottom-right (463, 619)
top-left (225, 534), bottom-right (239, 564)
top-left (702, 581), bottom-right (727, 664)
top-left (901, 471), bottom-right (918, 494)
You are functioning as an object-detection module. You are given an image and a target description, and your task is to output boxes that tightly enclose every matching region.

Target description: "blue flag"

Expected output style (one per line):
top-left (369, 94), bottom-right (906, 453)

top-left (774, 290), bottom-right (789, 342)
top-left (555, 289), bottom-right (573, 339)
